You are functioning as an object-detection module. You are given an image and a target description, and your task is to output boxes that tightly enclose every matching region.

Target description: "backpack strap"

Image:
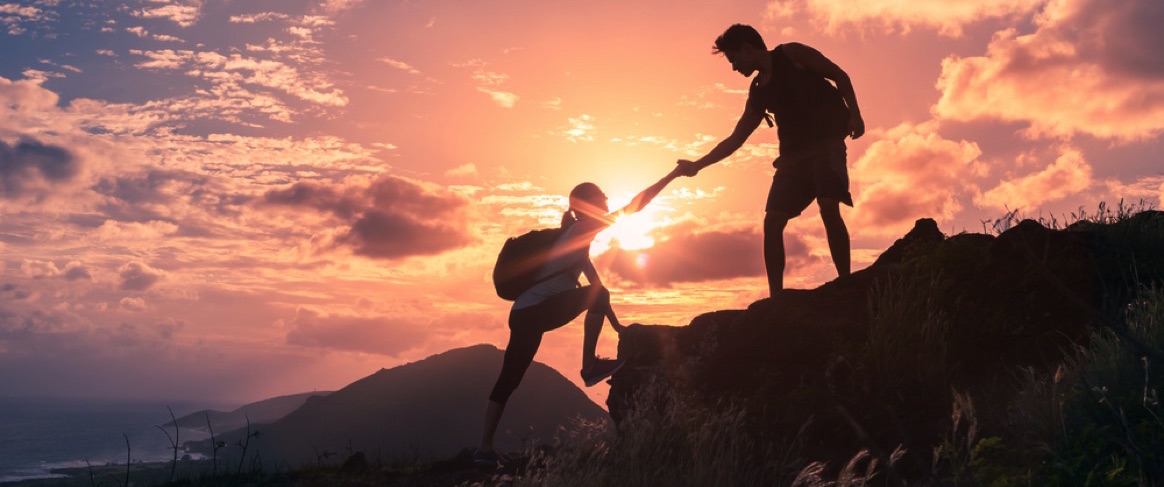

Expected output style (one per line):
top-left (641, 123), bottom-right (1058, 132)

top-left (531, 267), bottom-right (576, 288)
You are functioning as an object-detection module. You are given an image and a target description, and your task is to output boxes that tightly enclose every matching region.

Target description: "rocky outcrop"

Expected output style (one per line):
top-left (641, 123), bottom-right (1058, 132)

top-left (608, 211), bottom-right (1164, 478)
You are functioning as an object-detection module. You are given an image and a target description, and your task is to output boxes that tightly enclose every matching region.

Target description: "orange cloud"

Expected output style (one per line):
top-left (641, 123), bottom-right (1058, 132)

top-left (562, 114), bottom-right (596, 142)
top-left (479, 88), bottom-right (518, 108)
top-left (379, 57), bottom-right (421, 75)
top-left (133, 4), bottom-right (200, 28)
top-left (131, 48), bottom-right (348, 116)
top-left (457, 61), bottom-right (519, 108)
top-left (229, 12), bottom-right (291, 24)
top-left (601, 223), bottom-right (766, 285)
top-left (20, 259), bottom-right (61, 279)
top-left (119, 296), bottom-right (148, 311)
top-left (118, 261), bottom-right (165, 291)
top-left (850, 123), bottom-right (985, 236)
top-left (767, 0), bottom-right (1043, 36)
top-left (975, 146), bottom-right (1092, 210)
top-left (0, 3), bottom-right (44, 35)
top-left (445, 163), bottom-right (478, 178)
top-left (318, 0), bottom-right (364, 15)
top-left (1101, 176), bottom-right (1164, 210)
top-left (284, 308), bottom-right (428, 356)
top-left (95, 220), bottom-right (180, 242)
top-left (934, 0), bottom-right (1164, 140)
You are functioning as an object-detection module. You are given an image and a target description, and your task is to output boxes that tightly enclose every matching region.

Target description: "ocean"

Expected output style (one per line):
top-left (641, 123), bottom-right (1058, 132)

top-left (0, 397), bottom-right (223, 483)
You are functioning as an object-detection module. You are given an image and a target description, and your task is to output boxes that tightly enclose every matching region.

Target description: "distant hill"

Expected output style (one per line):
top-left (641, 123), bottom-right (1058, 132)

top-left (168, 391), bottom-right (332, 433)
top-left (188, 344), bottom-right (605, 468)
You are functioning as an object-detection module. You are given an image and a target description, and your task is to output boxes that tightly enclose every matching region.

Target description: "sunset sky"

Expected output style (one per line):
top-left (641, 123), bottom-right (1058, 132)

top-left (1, 0), bottom-right (1161, 406)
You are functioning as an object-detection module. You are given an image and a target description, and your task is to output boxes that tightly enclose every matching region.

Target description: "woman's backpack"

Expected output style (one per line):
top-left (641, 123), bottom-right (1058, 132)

top-left (492, 227), bottom-right (569, 300)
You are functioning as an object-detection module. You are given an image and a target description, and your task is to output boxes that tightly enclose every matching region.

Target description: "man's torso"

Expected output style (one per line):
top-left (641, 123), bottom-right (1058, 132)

top-left (746, 44), bottom-right (849, 155)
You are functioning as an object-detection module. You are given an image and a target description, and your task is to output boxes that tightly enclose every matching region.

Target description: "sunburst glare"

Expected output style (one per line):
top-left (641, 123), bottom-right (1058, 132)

top-left (591, 194), bottom-right (673, 255)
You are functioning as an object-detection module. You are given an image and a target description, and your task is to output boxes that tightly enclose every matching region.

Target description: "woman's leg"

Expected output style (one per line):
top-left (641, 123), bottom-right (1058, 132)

top-left (482, 323), bottom-right (542, 452)
top-left (481, 286), bottom-right (618, 451)
top-left (529, 285), bottom-right (615, 369)
top-left (581, 286), bottom-right (612, 370)
top-left (479, 400), bottom-right (504, 454)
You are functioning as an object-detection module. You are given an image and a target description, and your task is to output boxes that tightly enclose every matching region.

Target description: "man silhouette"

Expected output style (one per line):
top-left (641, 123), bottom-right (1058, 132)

top-left (678, 24), bottom-right (864, 296)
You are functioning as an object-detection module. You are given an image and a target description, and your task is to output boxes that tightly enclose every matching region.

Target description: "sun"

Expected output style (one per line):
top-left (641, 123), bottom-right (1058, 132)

top-left (590, 194), bottom-right (671, 256)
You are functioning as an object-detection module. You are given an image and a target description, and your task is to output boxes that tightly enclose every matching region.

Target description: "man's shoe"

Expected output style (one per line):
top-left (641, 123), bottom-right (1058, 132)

top-left (580, 358), bottom-right (625, 387)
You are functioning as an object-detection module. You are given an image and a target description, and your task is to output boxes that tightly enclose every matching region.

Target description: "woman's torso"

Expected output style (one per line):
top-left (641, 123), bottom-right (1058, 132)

top-left (511, 219), bottom-right (602, 310)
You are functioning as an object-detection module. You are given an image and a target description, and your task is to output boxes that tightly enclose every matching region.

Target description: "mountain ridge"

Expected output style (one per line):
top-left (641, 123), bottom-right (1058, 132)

top-left (186, 343), bottom-right (606, 468)
top-left (168, 391), bottom-right (333, 433)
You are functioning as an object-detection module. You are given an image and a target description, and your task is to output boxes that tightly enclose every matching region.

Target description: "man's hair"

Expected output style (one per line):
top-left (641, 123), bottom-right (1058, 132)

top-left (713, 24), bottom-right (766, 54)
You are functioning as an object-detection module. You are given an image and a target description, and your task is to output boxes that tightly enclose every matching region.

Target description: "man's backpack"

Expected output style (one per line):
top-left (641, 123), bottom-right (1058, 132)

top-left (492, 227), bottom-right (570, 300)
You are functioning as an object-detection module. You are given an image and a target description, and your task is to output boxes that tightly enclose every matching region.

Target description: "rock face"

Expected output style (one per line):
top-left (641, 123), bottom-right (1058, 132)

top-left (608, 212), bottom-right (1164, 478)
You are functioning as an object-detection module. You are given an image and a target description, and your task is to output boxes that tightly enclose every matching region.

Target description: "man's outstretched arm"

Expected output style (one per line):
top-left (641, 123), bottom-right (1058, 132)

top-left (783, 42), bottom-right (865, 139)
top-left (677, 104), bottom-right (766, 176)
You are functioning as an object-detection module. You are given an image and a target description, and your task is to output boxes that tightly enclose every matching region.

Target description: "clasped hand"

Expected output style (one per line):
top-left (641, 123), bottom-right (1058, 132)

top-left (674, 160), bottom-right (700, 177)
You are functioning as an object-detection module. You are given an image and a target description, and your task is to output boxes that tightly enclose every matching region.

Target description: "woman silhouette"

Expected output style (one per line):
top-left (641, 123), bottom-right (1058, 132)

top-left (476, 165), bottom-right (685, 466)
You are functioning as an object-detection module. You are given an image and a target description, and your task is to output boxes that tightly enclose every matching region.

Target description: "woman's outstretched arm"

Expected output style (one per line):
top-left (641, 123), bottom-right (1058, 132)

top-left (613, 165), bottom-right (684, 217)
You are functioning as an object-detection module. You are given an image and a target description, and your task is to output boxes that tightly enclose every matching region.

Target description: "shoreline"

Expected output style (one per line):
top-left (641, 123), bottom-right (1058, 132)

top-left (4, 459), bottom-right (217, 487)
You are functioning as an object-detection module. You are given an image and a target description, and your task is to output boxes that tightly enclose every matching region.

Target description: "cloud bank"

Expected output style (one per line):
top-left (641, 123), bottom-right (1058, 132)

top-left (934, 0), bottom-right (1164, 140)
top-left (263, 174), bottom-right (476, 259)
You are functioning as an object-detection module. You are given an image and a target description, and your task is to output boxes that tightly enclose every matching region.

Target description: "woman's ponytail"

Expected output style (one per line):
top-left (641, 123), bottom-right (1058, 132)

top-left (560, 208), bottom-right (577, 229)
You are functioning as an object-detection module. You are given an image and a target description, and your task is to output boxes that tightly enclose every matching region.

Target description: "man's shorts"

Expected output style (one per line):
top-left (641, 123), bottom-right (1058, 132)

top-left (765, 138), bottom-right (853, 218)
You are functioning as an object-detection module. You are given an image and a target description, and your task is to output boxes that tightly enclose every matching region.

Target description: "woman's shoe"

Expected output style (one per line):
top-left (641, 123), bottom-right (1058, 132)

top-left (472, 448), bottom-right (506, 467)
top-left (580, 357), bottom-right (625, 386)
